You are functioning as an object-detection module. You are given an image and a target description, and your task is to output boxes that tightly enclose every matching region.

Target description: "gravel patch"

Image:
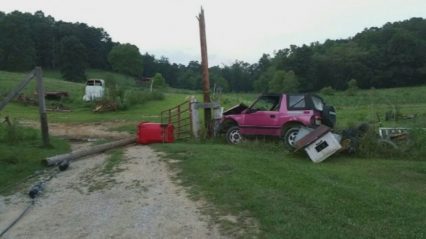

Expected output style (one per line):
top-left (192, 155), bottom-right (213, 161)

top-left (0, 145), bottom-right (225, 239)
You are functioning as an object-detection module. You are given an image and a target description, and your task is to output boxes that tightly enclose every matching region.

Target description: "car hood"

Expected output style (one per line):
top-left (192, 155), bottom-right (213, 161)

top-left (223, 103), bottom-right (248, 115)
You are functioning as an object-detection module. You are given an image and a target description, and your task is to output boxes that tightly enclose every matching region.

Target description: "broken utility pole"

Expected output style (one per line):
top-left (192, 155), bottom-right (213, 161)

top-left (197, 7), bottom-right (212, 137)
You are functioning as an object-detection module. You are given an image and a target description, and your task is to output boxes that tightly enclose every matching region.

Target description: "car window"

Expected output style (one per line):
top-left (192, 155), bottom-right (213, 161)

top-left (252, 96), bottom-right (280, 111)
top-left (288, 95), bottom-right (306, 109)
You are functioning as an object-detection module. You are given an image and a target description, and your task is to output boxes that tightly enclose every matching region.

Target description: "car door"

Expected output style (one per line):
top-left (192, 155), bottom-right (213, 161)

top-left (240, 95), bottom-right (282, 136)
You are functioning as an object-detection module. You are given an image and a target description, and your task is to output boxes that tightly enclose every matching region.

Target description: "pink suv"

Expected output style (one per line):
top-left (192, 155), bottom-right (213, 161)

top-left (220, 94), bottom-right (336, 148)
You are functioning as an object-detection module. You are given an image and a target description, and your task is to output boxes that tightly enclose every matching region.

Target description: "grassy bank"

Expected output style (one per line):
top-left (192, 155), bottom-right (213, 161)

top-left (154, 142), bottom-right (426, 238)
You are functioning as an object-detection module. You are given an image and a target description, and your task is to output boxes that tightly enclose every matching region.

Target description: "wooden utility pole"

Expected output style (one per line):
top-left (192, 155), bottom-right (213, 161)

top-left (197, 7), bottom-right (212, 137)
top-left (35, 67), bottom-right (50, 147)
top-left (44, 137), bottom-right (135, 166)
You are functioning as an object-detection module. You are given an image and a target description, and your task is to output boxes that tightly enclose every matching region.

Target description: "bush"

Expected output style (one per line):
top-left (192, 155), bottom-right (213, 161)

top-left (123, 90), bottom-right (164, 108)
top-left (320, 86), bottom-right (336, 96)
top-left (346, 79), bottom-right (359, 96)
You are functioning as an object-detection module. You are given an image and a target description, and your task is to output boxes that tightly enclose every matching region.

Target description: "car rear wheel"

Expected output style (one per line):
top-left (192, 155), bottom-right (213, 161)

top-left (226, 126), bottom-right (243, 144)
top-left (282, 125), bottom-right (302, 149)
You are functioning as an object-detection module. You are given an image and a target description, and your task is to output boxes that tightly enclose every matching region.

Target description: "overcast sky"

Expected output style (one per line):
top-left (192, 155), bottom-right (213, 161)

top-left (2, 0), bottom-right (426, 66)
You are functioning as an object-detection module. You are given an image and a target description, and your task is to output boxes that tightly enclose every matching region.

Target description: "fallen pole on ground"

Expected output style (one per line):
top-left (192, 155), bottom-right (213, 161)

top-left (43, 137), bottom-right (136, 166)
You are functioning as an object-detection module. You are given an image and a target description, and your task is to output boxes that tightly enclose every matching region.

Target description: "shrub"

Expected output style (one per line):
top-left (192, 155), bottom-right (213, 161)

top-left (346, 79), bottom-right (359, 96)
top-left (320, 86), bottom-right (336, 96)
top-left (123, 90), bottom-right (164, 107)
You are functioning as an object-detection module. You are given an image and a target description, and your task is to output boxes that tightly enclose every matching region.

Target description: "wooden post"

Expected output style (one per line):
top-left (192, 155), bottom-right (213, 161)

top-left (190, 97), bottom-right (200, 139)
top-left (197, 7), bottom-right (212, 137)
top-left (0, 70), bottom-right (35, 111)
top-left (35, 67), bottom-right (50, 147)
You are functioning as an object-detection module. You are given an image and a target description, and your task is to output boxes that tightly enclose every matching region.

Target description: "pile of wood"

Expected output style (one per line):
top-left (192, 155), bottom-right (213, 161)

top-left (93, 100), bottom-right (118, 112)
top-left (16, 93), bottom-right (38, 106)
top-left (47, 102), bottom-right (71, 112)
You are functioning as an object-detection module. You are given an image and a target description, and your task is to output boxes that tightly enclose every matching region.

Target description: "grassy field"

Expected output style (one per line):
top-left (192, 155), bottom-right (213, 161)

top-left (0, 123), bottom-right (70, 194)
top-left (1, 70), bottom-right (426, 238)
top-left (154, 142), bottom-right (426, 238)
top-left (0, 70), bottom-right (202, 123)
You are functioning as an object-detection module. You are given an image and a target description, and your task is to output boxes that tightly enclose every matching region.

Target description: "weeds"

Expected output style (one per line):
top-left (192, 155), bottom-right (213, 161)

top-left (358, 127), bottom-right (426, 160)
top-left (0, 119), bottom-right (37, 145)
top-left (0, 122), bottom-right (70, 194)
top-left (103, 149), bottom-right (124, 174)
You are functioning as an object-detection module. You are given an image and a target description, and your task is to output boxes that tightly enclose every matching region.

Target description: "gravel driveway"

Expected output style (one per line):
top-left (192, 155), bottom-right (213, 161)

top-left (0, 144), bottom-right (225, 239)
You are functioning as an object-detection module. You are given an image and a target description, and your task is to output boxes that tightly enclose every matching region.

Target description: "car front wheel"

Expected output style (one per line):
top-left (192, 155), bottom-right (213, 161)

top-left (226, 126), bottom-right (243, 144)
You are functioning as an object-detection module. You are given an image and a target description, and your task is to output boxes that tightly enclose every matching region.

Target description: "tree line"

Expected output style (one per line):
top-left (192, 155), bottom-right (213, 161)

top-left (0, 10), bottom-right (425, 92)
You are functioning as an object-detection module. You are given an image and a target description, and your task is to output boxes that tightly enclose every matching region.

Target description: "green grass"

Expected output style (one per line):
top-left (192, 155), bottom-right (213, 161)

top-left (154, 142), bottom-right (426, 238)
top-left (319, 87), bottom-right (426, 129)
top-left (0, 124), bottom-right (70, 195)
top-left (103, 149), bottom-right (124, 174)
top-left (2, 69), bottom-right (426, 238)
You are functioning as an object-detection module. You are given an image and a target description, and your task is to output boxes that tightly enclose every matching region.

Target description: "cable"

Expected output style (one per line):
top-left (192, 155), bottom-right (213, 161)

top-left (0, 200), bottom-right (34, 237)
top-left (0, 168), bottom-right (61, 238)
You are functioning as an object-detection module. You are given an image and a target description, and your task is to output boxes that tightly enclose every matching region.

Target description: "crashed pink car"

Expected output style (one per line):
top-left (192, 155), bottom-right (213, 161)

top-left (220, 93), bottom-right (336, 148)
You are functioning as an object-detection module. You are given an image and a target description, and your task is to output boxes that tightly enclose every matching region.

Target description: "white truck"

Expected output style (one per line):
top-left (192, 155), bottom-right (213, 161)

top-left (83, 79), bottom-right (105, 101)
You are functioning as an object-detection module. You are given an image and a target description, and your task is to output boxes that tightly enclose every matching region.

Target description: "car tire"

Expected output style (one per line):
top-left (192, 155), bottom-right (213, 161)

top-left (226, 126), bottom-right (243, 144)
top-left (282, 124), bottom-right (302, 150)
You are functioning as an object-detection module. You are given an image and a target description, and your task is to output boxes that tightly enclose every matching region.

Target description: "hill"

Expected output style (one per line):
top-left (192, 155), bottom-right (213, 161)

top-left (1, 11), bottom-right (425, 93)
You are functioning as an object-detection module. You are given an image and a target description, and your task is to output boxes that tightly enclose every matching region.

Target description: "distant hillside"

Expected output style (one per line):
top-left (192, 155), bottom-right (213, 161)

top-left (0, 11), bottom-right (425, 92)
top-left (252, 17), bottom-right (426, 92)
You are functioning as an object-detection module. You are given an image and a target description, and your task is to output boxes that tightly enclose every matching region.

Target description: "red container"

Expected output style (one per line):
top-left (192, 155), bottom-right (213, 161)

top-left (137, 122), bottom-right (174, 144)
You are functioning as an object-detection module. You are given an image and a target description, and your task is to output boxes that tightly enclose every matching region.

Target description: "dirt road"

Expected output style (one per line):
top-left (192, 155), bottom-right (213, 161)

top-left (0, 144), bottom-right (225, 239)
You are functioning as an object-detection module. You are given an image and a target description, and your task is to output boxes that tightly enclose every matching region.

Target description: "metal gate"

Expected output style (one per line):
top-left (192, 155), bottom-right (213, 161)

top-left (160, 101), bottom-right (193, 140)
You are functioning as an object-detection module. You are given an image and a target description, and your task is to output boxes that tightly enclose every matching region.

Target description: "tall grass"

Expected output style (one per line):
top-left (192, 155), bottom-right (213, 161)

top-left (0, 122), bottom-right (70, 194)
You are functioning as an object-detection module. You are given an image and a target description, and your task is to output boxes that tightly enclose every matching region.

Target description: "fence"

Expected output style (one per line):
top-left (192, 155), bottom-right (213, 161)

top-left (160, 100), bottom-right (195, 140)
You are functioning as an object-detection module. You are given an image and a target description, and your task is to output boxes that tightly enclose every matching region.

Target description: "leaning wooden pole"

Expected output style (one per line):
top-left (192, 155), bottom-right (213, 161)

top-left (197, 7), bottom-right (212, 137)
top-left (43, 137), bottom-right (136, 166)
top-left (0, 70), bottom-right (35, 111)
top-left (35, 67), bottom-right (50, 147)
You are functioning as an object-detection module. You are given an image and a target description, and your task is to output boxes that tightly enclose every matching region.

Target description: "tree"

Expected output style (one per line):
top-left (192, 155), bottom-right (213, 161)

top-left (268, 70), bottom-right (299, 93)
top-left (152, 73), bottom-right (167, 89)
top-left (254, 66), bottom-right (275, 92)
top-left (108, 43), bottom-right (143, 77)
top-left (0, 11), bottom-right (36, 71)
top-left (59, 36), bottom-right (87, 82)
